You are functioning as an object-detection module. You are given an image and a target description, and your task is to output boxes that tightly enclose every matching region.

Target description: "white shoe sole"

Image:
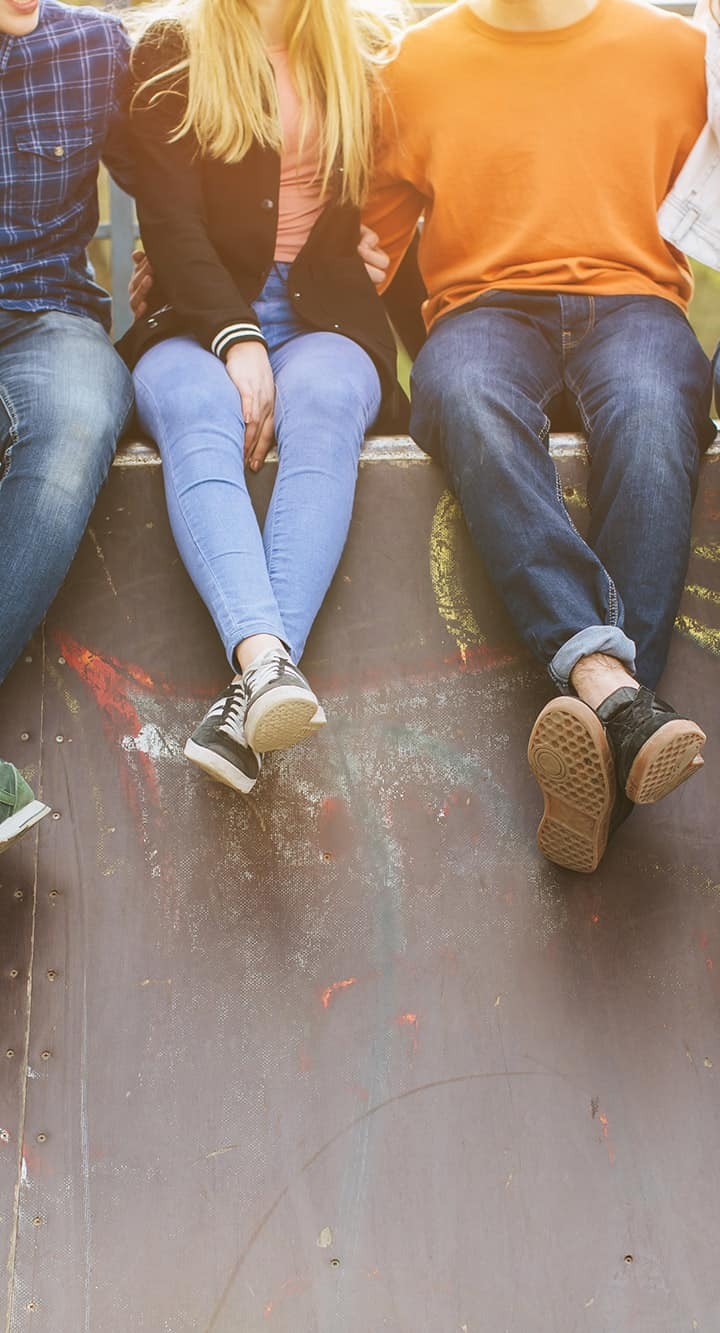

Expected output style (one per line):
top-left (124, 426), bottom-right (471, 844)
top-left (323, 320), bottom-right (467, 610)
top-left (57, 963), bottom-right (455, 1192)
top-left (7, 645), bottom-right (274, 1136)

top-left (183, 738), bottom-right (258, 794)
top-left (244, 688), bottom-right (326, 754)
top-left (0, 799), bottom-right (51, 852)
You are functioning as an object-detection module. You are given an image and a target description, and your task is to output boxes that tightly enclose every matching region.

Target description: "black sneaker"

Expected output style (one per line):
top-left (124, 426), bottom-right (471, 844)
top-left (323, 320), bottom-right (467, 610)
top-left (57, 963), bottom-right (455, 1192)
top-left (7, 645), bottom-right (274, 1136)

top-left (243, 647), bottom-right (326, 753)
top-left (184, 678), bottom-right (261, 794)
top-left (527, 697), bottom-right (616, 874)
top-left (0, 760), bottom-right (51, 852)
top-left (597, 686), bottom-right (705, 805)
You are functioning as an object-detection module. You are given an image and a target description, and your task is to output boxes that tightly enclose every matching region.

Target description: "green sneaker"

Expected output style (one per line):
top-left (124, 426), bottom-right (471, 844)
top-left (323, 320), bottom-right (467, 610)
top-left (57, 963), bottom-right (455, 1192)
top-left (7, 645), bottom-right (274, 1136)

top-left (0, 760), bottom-right (50, 852)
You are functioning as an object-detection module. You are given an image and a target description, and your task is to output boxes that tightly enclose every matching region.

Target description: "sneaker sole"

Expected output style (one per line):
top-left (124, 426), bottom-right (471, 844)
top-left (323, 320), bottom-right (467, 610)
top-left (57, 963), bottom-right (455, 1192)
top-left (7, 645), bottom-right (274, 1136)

top-left (184, 739), bottom-right (258, 795)
top-left (625, 720), bottom-right (706, 804)
top-left (0, 800), bottom-right (51, 852)
top-left (527, 697), bottom-right (615, 875)
top-left (244, 690), bottom-right (326, 754)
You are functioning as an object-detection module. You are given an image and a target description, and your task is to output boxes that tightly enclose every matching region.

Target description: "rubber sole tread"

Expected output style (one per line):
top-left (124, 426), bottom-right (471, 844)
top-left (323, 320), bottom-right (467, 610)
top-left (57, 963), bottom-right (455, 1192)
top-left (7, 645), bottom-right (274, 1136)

top-left (625, 719), bottom-right (706, 804)
top-left (527, 697), bottom-right (615, 875)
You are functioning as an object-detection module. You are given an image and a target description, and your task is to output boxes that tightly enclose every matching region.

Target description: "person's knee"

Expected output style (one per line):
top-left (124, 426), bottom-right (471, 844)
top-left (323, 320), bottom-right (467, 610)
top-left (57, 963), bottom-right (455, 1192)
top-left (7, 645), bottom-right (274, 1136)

top-left (277, 352), bottom-right (380, 445)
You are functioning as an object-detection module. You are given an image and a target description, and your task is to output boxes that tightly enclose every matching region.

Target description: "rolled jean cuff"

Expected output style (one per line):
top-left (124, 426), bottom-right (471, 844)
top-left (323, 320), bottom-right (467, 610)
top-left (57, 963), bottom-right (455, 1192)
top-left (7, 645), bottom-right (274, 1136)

top-left (549, 626), bottom-right (637, 693)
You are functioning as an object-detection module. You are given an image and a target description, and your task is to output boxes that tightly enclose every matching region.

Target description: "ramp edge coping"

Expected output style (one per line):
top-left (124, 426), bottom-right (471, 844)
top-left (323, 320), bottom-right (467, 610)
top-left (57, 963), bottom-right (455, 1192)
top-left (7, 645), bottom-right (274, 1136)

top-left (115, 432), bottom-right (720, 467)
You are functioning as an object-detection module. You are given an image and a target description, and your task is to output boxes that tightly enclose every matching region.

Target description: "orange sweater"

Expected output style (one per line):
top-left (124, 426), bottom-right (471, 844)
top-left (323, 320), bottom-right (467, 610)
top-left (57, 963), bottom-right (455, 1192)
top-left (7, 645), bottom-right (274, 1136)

top-left (365, 0), bottom-right (707, 330)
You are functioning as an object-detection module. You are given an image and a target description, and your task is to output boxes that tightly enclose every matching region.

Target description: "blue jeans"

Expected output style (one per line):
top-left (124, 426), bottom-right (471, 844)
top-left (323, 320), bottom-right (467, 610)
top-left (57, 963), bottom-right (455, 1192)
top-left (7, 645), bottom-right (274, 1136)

top-left (133, 264), bottom-right (382, 666)
top-left (0, 309), bottom-right (133, 683)
top-left (411, 292), bottom-right (714, 690)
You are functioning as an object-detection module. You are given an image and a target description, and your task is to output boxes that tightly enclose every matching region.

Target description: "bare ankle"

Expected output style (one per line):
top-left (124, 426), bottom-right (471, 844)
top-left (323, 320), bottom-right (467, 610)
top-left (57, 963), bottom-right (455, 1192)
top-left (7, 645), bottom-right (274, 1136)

top-left (235, 634), bottom-right (284, 674)
top-left (570, 652), bottom-right (638, 711)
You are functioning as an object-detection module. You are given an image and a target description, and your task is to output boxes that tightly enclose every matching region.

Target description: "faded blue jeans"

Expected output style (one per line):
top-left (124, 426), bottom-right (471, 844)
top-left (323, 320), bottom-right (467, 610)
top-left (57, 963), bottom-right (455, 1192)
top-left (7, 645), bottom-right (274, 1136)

top-left (133, 264), bottom-right (381, 667)
top-left (411, 292), bottom-right (715, 690)
top-left (0, 309), bottom-right (133, 683)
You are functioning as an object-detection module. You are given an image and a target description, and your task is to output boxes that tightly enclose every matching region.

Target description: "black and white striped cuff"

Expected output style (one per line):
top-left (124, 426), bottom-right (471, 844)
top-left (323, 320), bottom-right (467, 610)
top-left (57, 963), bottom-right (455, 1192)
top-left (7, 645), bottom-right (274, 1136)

top-left (211, 323), bottom-right (268, 360)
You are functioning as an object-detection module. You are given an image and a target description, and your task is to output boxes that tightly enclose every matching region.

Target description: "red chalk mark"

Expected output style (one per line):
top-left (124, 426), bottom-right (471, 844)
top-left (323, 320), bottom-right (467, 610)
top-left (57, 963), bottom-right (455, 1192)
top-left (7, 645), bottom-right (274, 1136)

top-left (321, 977), bottom-right (358, 1010)
top-left (262, 1279), bottom-right (311, 1320)
top-left (451, 644), bottom-right (518, 673)
top-left (55, 633), bottom-right (163, 826)
top-left (591, 913), bottom-right (600, 925)
top-left (597, 1112), bottom-right (616, 1166)
top-left (706, 958), bottom-right (714, 971)
top-left (395, 1011), bottom-right (420, 1054)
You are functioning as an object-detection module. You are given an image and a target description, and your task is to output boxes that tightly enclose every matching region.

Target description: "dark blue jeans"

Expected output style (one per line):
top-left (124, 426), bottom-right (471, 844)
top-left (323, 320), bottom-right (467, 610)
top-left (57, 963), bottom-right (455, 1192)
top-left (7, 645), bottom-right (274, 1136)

top-left (410, 292), bottom-right (715, 690)
top-left (0, 310), bottom-right (134, 683)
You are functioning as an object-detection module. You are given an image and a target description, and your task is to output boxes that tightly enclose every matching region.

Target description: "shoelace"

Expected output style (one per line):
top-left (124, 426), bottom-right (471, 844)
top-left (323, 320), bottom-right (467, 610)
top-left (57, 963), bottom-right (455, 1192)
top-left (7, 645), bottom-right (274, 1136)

top-left (206, 680), bottom-right (246, 741)
top-left (244, 651), bottom-right (302, 696)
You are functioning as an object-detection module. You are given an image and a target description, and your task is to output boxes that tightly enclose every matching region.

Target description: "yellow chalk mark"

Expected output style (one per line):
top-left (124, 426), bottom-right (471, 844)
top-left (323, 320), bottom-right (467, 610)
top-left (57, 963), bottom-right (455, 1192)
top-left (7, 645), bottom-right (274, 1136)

top-left (675, 615), bottom-right (720, 657)
top-left (561, 485), bottom-right (588, 511)
top-left (684, 583), bottom-right (720, 606)
top-left (429, 490), bottom-right (485, 655)
top-left (692, 542), bottom-right (720, 562)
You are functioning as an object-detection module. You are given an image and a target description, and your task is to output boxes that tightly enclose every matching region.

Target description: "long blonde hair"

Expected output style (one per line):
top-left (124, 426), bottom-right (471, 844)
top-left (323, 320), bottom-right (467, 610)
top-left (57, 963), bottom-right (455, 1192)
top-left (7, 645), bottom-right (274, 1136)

top-left (130, 0), bottom-right (408, 205)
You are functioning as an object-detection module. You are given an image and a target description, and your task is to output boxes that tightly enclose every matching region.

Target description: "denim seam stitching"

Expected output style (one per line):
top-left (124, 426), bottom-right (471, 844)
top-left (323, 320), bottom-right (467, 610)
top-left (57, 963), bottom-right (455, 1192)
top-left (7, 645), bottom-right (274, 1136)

top-left (0, 387), bottom-right (19, 488)
top-left (564, 372), bottom-right (621, 627)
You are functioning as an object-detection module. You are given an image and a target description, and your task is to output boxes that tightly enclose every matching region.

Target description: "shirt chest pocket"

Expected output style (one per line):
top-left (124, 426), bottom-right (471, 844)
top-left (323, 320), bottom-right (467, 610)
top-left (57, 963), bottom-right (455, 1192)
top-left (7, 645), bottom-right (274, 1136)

top-left (14, 126), bottom-right (97, 211)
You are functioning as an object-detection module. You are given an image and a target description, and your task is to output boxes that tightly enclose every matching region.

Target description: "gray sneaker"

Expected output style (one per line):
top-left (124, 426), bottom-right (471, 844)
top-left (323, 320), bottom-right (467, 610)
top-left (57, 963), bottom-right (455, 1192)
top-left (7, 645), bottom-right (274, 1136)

top-left (184, 677), bottom-right (261, 794)
top-left (0, 760), bottom-right (51, 852)
top-left (243, 647), bottom-right (326, 753)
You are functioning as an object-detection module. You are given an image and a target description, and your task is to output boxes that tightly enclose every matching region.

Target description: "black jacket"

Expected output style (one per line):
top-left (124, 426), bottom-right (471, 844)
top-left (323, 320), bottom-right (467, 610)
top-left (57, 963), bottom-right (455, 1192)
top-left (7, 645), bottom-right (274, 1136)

top-left (117, 28), bottom-right (418, 430)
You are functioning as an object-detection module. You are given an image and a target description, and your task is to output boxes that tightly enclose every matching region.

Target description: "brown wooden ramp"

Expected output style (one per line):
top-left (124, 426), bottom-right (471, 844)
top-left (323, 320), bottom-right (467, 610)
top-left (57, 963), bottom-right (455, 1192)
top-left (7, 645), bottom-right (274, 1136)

top-left (1, 440), bottom-right (719, 1333)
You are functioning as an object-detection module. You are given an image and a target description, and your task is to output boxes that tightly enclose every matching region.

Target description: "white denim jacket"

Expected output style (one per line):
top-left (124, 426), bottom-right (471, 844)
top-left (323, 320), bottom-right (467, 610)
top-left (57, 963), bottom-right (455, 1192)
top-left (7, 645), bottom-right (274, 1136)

top-left (657, 0), bottom-right (720, 269)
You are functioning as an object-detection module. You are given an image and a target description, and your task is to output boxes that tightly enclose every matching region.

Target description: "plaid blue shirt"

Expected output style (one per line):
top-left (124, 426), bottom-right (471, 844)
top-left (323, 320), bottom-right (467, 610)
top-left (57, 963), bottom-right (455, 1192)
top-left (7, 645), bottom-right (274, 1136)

top-left (0, 0), bottom-right (132, 329)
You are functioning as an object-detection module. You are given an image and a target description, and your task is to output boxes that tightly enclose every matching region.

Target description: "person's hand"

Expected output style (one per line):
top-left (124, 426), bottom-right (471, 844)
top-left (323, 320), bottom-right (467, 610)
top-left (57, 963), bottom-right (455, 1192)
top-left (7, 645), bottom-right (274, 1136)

top-left (129, 248), bottom-right (154, 320)
top-left (224, 341), bottom-right (276, 470)
top-left (357, 225), bottom-right (389, 286)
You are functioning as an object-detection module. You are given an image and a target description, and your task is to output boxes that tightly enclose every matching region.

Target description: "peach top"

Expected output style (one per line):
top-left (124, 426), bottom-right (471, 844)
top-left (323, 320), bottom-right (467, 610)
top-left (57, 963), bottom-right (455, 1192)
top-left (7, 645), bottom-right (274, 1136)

top-left (269, 46), bottom-right (326, 262)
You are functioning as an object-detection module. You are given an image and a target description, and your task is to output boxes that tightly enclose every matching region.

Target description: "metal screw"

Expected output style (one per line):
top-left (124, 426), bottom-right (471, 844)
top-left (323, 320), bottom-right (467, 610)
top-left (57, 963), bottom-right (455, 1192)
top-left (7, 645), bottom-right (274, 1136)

top-left (46, 970), bottom-right (57, 982)
top-left (55, 736), bottom-right (64, 744)
top-left (20, 732), bottom-right (29, 742)
top-left (330, 1258), bottom-right (341, 1268)
top-left (58, 656), bottom-right (66, 666)
top-left (51, 812), bottom-right (61, 821)
top-left (32, 1217), bottom-right (42, 1227)
top-left (13, 890), bottom-right (23, 900)
top-left (36, 1134), bottom-right (47, 1144)
top-left (6, 1050), bottom-right (14, 1059)
top-left (624, 1254), bottom-right (634, 1265)
top-left (0, 1130), bottom-right (9, 1143)
top-left (24, 655), bottom-right (32, 664)
top-left (27, 1302), bottom-right (37, 1312)
top-left (9, 969), bottom-right (18, 979)
top-left (40, 1051), bottom-right (51, 1061)
top-left (49, 890), bottom-right (60, 898)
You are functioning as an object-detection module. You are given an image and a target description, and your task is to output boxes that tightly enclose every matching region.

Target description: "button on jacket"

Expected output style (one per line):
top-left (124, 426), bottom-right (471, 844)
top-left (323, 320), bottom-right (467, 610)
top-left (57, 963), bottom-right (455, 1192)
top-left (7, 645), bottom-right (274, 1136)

top-left (118, 26), bottom-right (409, 430)
top-left (0, 0), bottom-right (133, 329)
top-left (658, 0), bottom-right (720, 271)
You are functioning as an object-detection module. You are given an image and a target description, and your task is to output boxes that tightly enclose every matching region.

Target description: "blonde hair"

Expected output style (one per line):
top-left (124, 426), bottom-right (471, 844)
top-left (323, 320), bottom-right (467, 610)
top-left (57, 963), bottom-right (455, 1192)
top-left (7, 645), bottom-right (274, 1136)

top-left (130, 0), bottom-right (408, 205)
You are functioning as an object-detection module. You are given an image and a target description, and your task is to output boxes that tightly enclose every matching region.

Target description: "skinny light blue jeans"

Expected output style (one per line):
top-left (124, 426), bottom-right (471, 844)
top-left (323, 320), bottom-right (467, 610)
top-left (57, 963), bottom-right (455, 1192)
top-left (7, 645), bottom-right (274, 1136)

top-left (411, 292), bottom-right (715, 690)
top-left (134, 265), bottom-right (382, 667)
top-left (0, 309), bottom-right (133, 683)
